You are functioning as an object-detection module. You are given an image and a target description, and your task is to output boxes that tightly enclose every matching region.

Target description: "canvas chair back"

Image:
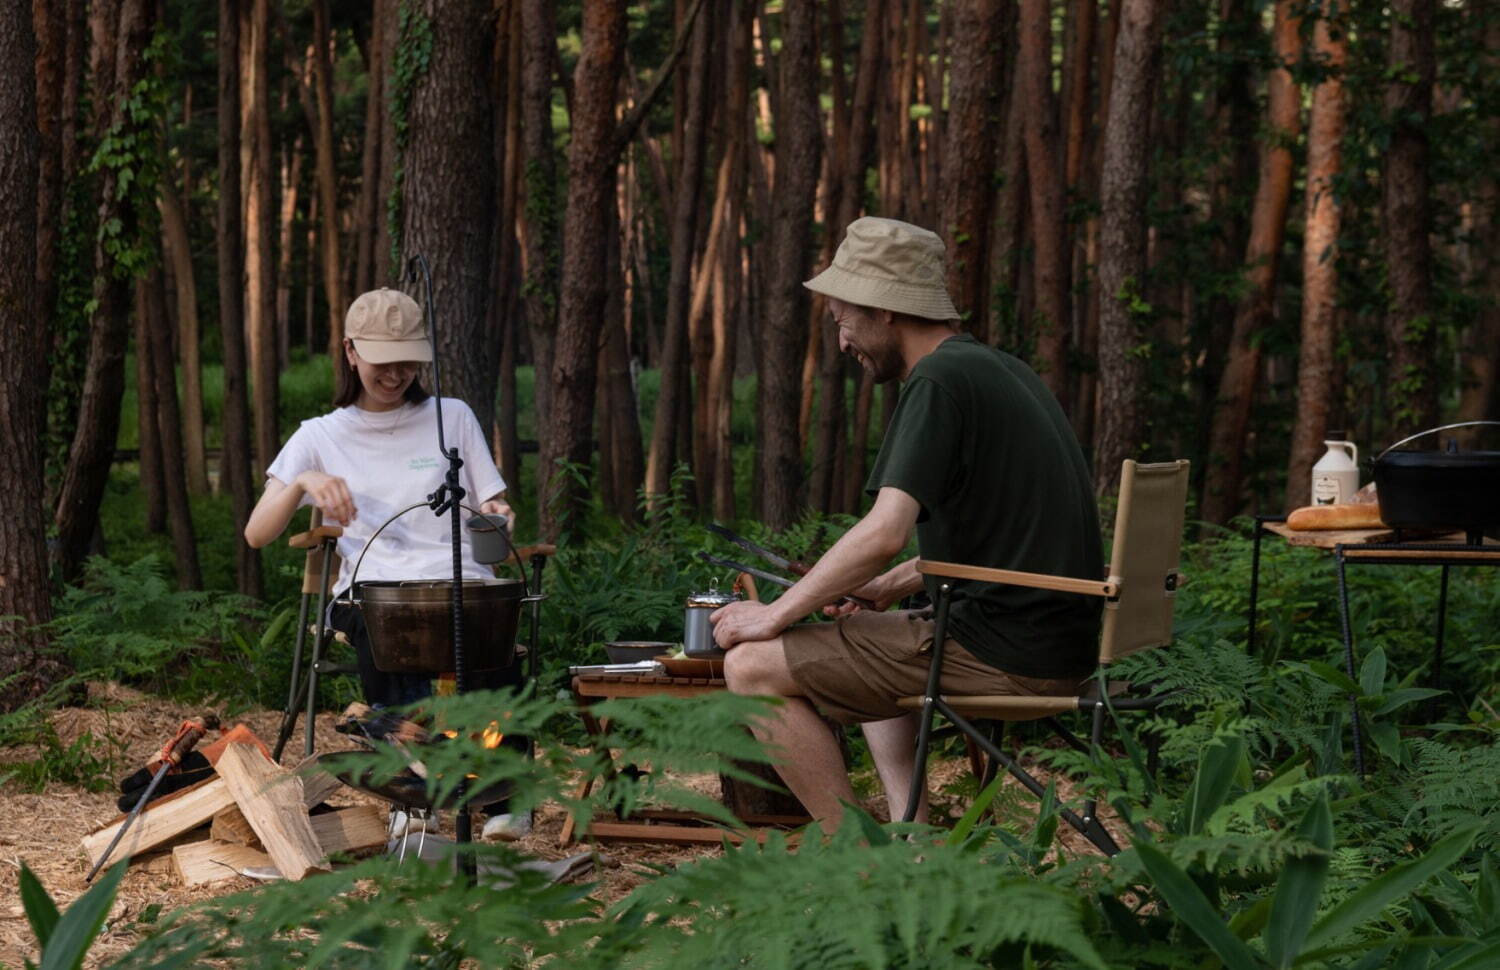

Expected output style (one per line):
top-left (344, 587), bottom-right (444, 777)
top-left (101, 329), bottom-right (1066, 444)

top-left (1098, 459), bottom-right (1190, 663)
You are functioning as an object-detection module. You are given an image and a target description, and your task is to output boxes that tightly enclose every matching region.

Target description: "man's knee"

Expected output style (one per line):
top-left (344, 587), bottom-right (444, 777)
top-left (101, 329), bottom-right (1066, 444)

top-left (723, 638), bottom-right (796, 697)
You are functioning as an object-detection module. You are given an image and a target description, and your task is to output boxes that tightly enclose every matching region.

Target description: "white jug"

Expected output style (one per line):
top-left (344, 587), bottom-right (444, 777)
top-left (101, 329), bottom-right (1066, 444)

top-left (1311, 437), bottom-right (1359, 506)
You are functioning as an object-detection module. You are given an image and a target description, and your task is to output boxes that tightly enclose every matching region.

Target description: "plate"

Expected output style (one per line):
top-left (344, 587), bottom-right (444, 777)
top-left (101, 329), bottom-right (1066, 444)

top-left (656, 656), bottom-right (724, 678)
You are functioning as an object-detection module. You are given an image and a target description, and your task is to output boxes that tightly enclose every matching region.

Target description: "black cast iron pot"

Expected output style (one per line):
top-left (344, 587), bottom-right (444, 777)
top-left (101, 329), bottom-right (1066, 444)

top-left (1373, 422), bottom-right (1500, 545)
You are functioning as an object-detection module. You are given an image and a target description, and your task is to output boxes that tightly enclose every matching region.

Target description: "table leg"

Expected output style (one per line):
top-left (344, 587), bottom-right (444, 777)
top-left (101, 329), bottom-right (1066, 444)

top-left (1336, 549), bottom-right (1365, 778)
top-left (1430, 564), bottom-right (1450, 722)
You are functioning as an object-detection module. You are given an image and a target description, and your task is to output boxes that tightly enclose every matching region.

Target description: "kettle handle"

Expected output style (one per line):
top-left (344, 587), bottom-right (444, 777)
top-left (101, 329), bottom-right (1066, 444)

top-left (1377, 421), bottom-right (1500, 460)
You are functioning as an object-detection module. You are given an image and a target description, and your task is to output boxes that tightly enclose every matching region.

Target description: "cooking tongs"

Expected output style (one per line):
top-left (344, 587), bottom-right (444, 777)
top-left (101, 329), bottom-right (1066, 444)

top-left (701, 522), bottom-right (877, 610)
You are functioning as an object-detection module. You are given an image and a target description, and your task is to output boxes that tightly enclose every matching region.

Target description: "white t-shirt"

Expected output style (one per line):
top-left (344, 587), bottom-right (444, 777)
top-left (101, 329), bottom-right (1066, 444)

top-left (265, 397), bottom-right (507, 595)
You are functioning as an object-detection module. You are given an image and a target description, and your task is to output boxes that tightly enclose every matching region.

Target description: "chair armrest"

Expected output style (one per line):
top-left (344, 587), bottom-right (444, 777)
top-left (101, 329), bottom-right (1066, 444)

top-left (917, 560), bottom-right (1118, 597)
top-left (515, 542), bottom-right (558, 560)
top-left (288, 525), bottom-right (343, 549)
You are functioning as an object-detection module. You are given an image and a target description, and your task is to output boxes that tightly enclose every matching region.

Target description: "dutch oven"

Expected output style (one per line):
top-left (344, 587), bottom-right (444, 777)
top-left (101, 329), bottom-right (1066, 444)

top-left (1374, 421), bottom-right (1500, 545)
top-left (356, 578), bottom-right (524, 674)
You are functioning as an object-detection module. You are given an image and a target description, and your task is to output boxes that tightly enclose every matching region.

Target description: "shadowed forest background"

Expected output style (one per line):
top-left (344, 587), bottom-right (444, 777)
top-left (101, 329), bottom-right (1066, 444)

top-left (2, 0), bottom-right (1498, 704)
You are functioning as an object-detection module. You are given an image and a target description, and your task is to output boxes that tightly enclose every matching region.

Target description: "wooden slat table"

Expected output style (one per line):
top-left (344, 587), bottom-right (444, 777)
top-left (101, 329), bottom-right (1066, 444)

top-left (1249, 517), bottom-right (1500, 775)
top-left (561, 673), bottom-right (809, 846)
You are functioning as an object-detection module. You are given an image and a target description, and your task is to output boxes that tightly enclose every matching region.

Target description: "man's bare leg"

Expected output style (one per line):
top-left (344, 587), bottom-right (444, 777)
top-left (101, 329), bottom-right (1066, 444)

top-left (723, 637), bottom-right (856, 833)
top-left (862, 713), bottom-right (930, 823)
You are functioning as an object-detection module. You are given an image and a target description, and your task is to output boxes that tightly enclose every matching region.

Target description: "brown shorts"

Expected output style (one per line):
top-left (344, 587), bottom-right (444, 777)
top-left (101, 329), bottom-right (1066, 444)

top-left (784, 609), bottom-right (1084, 725)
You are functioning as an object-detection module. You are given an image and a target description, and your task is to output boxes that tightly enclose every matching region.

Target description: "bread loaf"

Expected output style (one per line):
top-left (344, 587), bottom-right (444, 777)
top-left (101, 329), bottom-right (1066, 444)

top-left (1286, 503), bottom-right (1385, 531)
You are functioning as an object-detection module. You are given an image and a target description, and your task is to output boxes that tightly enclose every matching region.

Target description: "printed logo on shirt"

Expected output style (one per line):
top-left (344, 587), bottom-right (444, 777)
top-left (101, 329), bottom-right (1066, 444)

top-left (408, 457), bottom-right (440, 472)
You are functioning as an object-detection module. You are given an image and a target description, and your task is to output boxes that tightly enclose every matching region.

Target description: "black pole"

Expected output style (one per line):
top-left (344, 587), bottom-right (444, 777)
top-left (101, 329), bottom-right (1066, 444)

top-left (406, 255), bottom-right (476, 879)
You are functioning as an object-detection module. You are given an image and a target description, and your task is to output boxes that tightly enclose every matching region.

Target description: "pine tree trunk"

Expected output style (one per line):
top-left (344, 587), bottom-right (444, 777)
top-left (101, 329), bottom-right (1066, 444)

top-left (520, 0), bottom-right (560, 454)
top-left (374, 0), bottom-right (399, 285)
top-left (1457, 12), bottom-right (1500, 425)
top-left (941, 0), bottom-right (1001, 345)
top-left (33, 0), bottom-right (65, 350)
top-left (218, 0), bottom-right (262, 597)
top-left (1200, 0), bottom-right (1300, 524)
top-left (274, 135), bottom-right (301, 370)
top-left (0, 0), bottom-right (63, 711)
top-left (401, 0), bottom-right (497, 436)
top-left (1383, 0), bottom-right (1438, 432)
top-left (645, 2), bottom-right (713, 505)
top-left (1284, 9), bottom-right (1347, 512)
top-left (52, 0), bottom-right (154, 580)
top-left (1092, 0), bottom-right (1164, 496)
top-left (492, 0), bottom-right (523, 489)
top-left (135, 282), bottom-right (167, 534)
top-left (756, 0), bottom-right (821, 529)
top-left (310, 0), bottom-right (345, 357)
top-left (1017, 0), bottom-right (1069, 403)
top-left (354, 0), bottom-right (383, 299)
top-left (538, 0), bottom-right (626, 539)
top-left (145, 267), bottom-right (202, 589)
top-left (243, 0), bottom-right (277, 481)
top-left (159, 182), bottom-right (209, 495)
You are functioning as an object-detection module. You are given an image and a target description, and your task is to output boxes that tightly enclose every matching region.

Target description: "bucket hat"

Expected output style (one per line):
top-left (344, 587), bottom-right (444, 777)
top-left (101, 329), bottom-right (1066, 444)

top-left (345, 288), bottom-right (433, 364)
top-left (803, 217), bottom-right (959, 322)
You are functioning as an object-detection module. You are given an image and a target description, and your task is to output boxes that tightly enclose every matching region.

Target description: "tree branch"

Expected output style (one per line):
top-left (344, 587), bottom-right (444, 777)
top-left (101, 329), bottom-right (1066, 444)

top-left (610, 0), bottom-right (709, 158)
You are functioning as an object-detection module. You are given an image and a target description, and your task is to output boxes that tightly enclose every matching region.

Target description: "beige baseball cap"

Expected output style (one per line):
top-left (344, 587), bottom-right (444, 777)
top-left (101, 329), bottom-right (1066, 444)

top-left (803, 217), bottom-right (960, 322)
top-left (344, 288), bottom-right (433, 364)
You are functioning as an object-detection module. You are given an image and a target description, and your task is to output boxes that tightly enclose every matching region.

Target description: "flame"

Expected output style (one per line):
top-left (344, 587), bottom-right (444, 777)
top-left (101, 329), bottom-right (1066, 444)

top-left (481, 720), bottom-right (504, 749)
top-left (442, 729), bottom-right (459, 739)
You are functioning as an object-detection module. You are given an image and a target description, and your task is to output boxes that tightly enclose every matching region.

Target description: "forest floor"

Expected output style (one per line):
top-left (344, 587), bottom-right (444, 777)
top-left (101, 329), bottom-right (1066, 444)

top-left (0, 683), bottom-right (1128, 967)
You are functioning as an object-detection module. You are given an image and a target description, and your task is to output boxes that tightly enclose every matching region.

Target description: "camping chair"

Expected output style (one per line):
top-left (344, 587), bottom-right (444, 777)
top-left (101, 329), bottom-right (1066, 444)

top-left (899, 459), bottom-right (1191, 856)
top-left (273, 510), bottom-right (354, 761)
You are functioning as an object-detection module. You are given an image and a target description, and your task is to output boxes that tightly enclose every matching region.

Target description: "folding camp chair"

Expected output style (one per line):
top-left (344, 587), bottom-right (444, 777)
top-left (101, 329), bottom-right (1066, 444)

top-left (899, 459), bottom-right (1190, 855)
top-left (272, 510), bottom-right (356, 761)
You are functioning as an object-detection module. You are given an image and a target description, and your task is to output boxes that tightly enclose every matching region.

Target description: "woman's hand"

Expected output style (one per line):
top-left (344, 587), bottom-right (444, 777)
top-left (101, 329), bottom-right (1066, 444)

top-left (296, 470), bottom-right (358, 524)
top-left (478, 499), bottom-right (515, 534)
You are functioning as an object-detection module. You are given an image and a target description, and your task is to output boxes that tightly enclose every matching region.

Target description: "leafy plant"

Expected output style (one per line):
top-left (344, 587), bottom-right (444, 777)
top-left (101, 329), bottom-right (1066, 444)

top-left (19, 860), bottom-right (125, 970)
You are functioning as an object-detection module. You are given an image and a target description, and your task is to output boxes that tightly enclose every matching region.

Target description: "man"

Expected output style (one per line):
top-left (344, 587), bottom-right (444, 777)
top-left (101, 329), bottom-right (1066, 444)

top-left (710, 217), bottom-right (1102, 829)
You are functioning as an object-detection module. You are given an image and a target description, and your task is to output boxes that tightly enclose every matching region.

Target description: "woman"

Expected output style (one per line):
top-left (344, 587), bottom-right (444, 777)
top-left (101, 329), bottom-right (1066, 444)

top-left (244, 287), bottom-right (514, 707)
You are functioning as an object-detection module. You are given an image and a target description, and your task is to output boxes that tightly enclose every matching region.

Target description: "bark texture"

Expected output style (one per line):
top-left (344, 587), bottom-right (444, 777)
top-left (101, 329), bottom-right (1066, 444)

top-left (401, 0), bottom-right (498, 435)
top-left (311, 0), bottom-right (345, 357)
top-left (1092, 0), bottom-right (1165, 495)
top-left (1200, 0), bottom-right (1301, 523)
top-left (1, 0), bottom-right (62, 710)
top-left (519, 0), bottom-right (561, 451)
top-left (1285, 10), bottom-right (1348, 511)
top-left (756, 0), bottom-right (821, 528)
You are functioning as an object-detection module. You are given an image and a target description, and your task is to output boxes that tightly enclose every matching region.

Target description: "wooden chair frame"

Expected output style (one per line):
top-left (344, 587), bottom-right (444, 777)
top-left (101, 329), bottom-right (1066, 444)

top-left (899, 459), bottom-right (1191, 855)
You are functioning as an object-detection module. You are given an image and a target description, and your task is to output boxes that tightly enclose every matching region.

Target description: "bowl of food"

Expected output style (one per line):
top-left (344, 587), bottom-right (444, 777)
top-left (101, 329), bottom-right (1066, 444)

top-left (604, 641), bottom-right (677, 664)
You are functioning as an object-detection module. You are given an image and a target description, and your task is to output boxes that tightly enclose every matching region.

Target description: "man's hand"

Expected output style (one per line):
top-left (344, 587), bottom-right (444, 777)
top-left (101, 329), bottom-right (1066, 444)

top-left (821, 577), bottom-right (896, 617)
top-left (297, 470), bottom-right (357, 524)
top-left (478, 499), bottom-right (515, 534)
top-left (710, 600), bottom-right (789, 649)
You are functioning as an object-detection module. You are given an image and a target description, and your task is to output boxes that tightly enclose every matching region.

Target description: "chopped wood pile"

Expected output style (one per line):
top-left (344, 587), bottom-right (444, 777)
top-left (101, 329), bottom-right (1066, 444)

top-left (80, 726), bottom-right (387, 887)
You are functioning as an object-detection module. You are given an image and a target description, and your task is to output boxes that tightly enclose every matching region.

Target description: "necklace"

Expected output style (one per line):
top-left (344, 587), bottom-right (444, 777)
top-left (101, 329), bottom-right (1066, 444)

top-left (351, 401), bottom-right (410, 436)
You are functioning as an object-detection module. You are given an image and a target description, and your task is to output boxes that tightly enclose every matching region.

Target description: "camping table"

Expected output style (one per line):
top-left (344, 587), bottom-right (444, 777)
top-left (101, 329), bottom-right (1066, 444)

top-left (1247, 516), bottom-right (1500, 776)
top-left (560, 673), bottom-right (809, 846)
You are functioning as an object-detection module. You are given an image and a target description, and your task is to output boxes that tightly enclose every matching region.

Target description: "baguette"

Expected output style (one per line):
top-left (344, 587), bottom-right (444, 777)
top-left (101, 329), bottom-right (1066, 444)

top-left (1286, 503), bottom-right (1385, 531)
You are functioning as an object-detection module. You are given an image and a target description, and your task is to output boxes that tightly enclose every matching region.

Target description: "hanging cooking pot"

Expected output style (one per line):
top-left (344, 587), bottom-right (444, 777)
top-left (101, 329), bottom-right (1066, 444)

top-left (343, 503), bottom-right (532, 674)
top-left (1373, 421), bottom-right (1500, 545)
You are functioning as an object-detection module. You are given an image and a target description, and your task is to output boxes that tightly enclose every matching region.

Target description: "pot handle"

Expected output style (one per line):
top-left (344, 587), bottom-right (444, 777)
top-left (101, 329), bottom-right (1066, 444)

top-left (341, 500), bottom-right (525, 606)
top-left (1377, 421), bottom-right (1500, 460)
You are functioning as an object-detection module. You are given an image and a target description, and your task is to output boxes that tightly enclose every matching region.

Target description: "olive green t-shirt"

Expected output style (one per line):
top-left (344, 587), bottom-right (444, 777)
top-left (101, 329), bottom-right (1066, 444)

top-left (866, 335), bottom-right (1103, 679)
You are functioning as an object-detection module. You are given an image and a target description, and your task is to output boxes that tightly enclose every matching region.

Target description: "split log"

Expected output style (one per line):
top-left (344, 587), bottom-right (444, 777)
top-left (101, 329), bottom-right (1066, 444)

top-left (172, 841), bottom-right (271, 886)
top-left (173, 805), bottom-right (390, 885)
top-left (210, 806), bottom-right (260, 847)
top-left (215, 743), bottom-right (329, 880)
top-left (81, 776), bottom-right (236, 872)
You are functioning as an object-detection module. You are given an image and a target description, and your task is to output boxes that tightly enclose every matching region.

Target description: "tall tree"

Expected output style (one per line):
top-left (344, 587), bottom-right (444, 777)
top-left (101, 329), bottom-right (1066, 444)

top-left (353, 0), bottom-right (384, 298)
top-left (401, 0), bottom-right (497, 434)
top-left (142, 267), bottom-right (202, 588)
top-left (1092, 0), bottom-right (1165, 495)
top-left (52, 0), bottom-right (155, 579)
top-left (941, 0), bottom-right (1002, 343)
top-left (311, 0), bottom-right (345, 358)
top-left (1, 0), bottom-right (62, 711)
top-left (519, 0), bottom-right (561, 459)
top-left (219, 0), bottom-right (263, 597)
top-left (1457, 10), bottom-right (1500, 425)
top-left (757, 0), bottom-right (822, 528)
top-left (243, 0), bottom-right (277, 479)
top-left (34, 0), bottom-right (66, 342)
top-left (134, 281), bottom-right (167, 533)
top-left (538, 0), bottom-right (627, 538)
top-left (1383, 0), bottom-right (1438, 432)
top-left (159, 183), bottom-right (209, 494)
top-left (644, 0), bottom-right (713, 505)
top-left (1201, 0), bottom-right (1302, 523)
top-left (1016, 0), bottom-right (1069, 402)
top-left (1285, 4), bottom-right (1348, 511)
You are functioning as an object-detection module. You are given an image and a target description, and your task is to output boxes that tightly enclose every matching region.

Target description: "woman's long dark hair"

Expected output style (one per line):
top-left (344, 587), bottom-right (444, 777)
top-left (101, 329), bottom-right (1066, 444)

top-left (332, 340), bottom-right (432, 408)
